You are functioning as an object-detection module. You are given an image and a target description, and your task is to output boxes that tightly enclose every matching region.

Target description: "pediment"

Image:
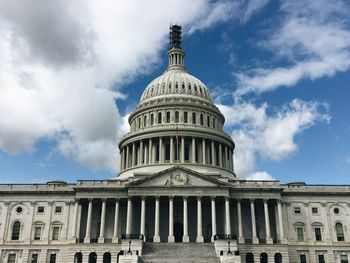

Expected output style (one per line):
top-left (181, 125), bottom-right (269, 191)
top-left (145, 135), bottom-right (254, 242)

top-left (128, 166), bottom-right (228, 188)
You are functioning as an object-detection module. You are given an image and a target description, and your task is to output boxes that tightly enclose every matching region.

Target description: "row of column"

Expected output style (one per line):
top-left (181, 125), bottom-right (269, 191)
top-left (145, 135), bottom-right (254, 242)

top-left (73, 197), bottom-right (285, 244)
top-left (120, 137), bottom-right (233, 172)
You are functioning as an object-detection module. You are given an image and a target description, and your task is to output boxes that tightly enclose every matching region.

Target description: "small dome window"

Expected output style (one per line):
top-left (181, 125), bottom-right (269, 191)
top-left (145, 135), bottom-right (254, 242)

top-left (184, 111), bottom-right (188, 123)
top-left (16, 206), bottom-right (23, 214)
top-left (192, 112), bottom-right (196, 124)
top-left (175, 83), bottom-right (178, 90)
top-left (188, 84), bottom-right (191, 90)
top-left (194, 85), bottom-right (197, 92)
top-left (175, 111), bottom-right (179, 123)
top-left (182, 84), bottom-right (185, 90)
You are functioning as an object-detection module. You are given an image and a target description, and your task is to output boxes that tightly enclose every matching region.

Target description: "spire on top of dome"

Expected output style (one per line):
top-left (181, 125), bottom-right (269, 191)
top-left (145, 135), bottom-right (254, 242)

top-left (167, 24), bottom-right (185, 70)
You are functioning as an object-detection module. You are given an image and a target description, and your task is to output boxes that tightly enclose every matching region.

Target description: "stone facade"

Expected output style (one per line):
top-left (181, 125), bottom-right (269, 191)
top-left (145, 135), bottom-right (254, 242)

top-left (0, 26), bottom-right (350, 263)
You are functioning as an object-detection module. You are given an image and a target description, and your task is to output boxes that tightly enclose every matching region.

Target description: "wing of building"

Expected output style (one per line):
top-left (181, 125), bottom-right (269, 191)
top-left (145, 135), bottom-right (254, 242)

top-left (1, 25), bottom-right (350, 263)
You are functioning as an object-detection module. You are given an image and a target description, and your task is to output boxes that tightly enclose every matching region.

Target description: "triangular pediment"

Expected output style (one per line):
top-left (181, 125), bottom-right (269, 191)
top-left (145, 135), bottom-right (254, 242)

top-left (127, 166), bottom-right (229, 188)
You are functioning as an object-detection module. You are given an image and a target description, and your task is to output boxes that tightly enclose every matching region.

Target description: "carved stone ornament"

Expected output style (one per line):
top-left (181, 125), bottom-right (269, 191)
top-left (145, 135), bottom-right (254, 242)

top-left (164, 172), bottom-right (190, 186)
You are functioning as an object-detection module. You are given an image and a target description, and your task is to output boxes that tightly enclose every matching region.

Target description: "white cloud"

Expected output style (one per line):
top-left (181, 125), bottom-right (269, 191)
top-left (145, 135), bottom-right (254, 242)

top-left (235, 0), bottom-right (350, 95)
top-left (218, 99), bottom-right (330, 179)
top-left (0, 0), bottom-right (253, 172)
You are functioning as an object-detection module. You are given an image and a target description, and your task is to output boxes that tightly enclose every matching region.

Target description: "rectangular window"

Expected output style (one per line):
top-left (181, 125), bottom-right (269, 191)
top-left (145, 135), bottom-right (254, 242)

top-left (55, 206), bottom-right (62, 213)
top-left (49, 254), bottom-right (56, 263)
top-left (37, 206), bottom-right (45, 213)
top-left (294, 207), bottom-right (301, 214)
top-left (315, 227), bottom-right (322, 241)
top-left (31, 254), bottom-right (38, 263)
top-left (297, 227), bottom-right (304, 241)
top-left (300, 254), bottom-right (307, 263)
top-left (7, 254), bottom-right (16, 263)
top-left (34, 226), bottom-right (42, 240)
top-left (318, 255), bottom-right (325, 263)
top-left (341, 255), bottom-right (349, 263)
top-left (52, 226), bottom-right (60, 240)
top-left (312, 207), bottom-right (318, 214)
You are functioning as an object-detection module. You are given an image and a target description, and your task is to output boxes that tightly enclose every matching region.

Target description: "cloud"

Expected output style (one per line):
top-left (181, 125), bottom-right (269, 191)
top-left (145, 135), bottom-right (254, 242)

top-left (0, 0), bottom-right (249, 172)
top-left (235, 0), bottom-right (350, 95)
top-left (345, 156), bottom-right (350, 164)
top-left (218, 98), bottom-right (330, 178)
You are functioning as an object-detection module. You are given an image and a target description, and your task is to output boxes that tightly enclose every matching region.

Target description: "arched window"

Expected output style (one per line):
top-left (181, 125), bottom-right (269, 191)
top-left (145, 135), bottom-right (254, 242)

top-left (260, 253), bottom-right (268, 263)
top-left (184, 111), bottom-right (188, 123)
top-left (158, 112), bottom-right (162, 124)
top-left (246, 253), bottom-right (254, 263)
top-left (175, 111), bottom-right (179, 123)
top-left (8, 254), bottom-right (16, 263)
top-left (192, 112), bottom-right (196, 124)
top-left (150, 114), bottom-right (154, 125)
top-left (12, 221), bottom-right (21, 240)
top-left (74, 253), bottom-right (83, 263)
top-left (89, 252), bottom-right (97, 263)
top-left (336, 222), bottom-right (345, 241)
top-left (207, 116), bottom-right (210, 127)
top-left (138, 117), bottom-right (141, 129)
top-left (103, 252), bottom-right (111, 263)
top-left (200, 114), bottom-right (204, 125)
top-left (143, 115), bottom-right (147, 127)
top-left (166, 112), bottom-right (171, 123)
top-left (213, 117), bottom-right (216, 128)
top-left (274, 253), bottom-right (282, 263)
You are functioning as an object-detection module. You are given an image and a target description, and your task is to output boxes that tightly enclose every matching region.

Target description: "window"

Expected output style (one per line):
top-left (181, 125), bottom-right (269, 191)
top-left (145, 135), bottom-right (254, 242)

top-left (49, 254), bottom-right (57, 263)
top-left (52, 226), bottom-right (60, 240)
top-left (341, 255), bottom-right (349, 263)
top-left (166, 112), bottom-right (170, 123)
top-left (175, 111), bottom-right (179, 123)
top-left (318, 255), bottom-right (325, 263)
top-left (37, 206), bottom-right (44, 213)
top-left (315, 227), bottom-right (322, 241)
top-left (157, 112), bottom-right (162, 124)
top-left (34, 226), bottom-right (42, 240)
top-left (312, 207), bottom-right (318, 214)
top-left (16, 206), bottom-right (23, 214)
top-left (200, 114), bottom-right (204, 125)
top-left (207, 116), bottom-right (210, 127)
top-left (297, 227), bottom-right (304, 241)
top-left (31, 254), bottom-right (39, 263)
top-left (184, 111), bottom-right (188, 123)
top-left (143, 115), bottom-right (147, 127)
top-left (138, 117), bottom-right (141, 128)
top-left (11, 221), bottom-right (21, 240)
top-left (55, 206), bottom-right (62, 213)
top-left (334, 207), bottom-right (340, 215)
top-left (150, 114), bottom-right (154, 125)
top-left (294, 207), bottom-right (301, 214)
top-left (300, 254), bottom-right (307, 263)
top-left (7, 254), bottom-right (16, 263)
top-left (192, 112), bottom-right (196, 124)
top-left (336, 222), bottom-right (345, 241)
top-left (213, 117), bottom-right (216, 128)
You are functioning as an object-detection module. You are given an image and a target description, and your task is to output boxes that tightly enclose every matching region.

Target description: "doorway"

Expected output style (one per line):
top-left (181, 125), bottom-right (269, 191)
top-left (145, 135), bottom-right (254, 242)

top-left (174, 222), bottom-right (183, 242)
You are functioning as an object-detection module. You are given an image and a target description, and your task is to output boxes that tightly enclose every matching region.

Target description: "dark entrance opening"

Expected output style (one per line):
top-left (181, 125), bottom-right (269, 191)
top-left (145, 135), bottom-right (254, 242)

top-left (174, 222), bottom-right (183, 242)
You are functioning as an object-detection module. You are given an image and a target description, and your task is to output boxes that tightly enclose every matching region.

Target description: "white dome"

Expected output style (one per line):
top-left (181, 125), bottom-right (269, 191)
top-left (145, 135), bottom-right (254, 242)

top-left (140, 68), bottom-right (212, 103)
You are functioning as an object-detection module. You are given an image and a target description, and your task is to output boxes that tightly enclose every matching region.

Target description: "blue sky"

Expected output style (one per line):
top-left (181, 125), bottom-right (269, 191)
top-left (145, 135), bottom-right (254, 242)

top-left (0, 0), bottom-right (349, 184)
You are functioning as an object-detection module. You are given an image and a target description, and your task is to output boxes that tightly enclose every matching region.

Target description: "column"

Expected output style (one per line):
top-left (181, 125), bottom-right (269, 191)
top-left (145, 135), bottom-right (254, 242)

top-left (183, 196), bottom-right (189, 242)
top-left (218, 143), bottom-right (223, 167)
top-left (192, 137), bottom-right (196, 163)
top-left (225, 146), bottom-right (228, 169)
top-left (139, 140), bottom-right (143, 165)
top-left (196, 196), bottom-right (204, 242)
top-left (170, 137), bottom-right (174, 163)
top-left (84, 199), bottom-right (93, 243)
top-left (168, 197), bottom-right (174, 242)
top-left (202, 139), bottom-right (206, 164)
top-left (149, 139), bottom-right (153, 164)
top-left (181, 137), bottom-right (185, 162)
top-left (122, 148), bottom-right (126, 170)
top-left (159, 137), bottom-right (163, 163)
top-left (140, 197), bottom-right (146, 240)
top-left (225, 197), bottom-right (231, 238)
top-left (126, 197), bottom-right (133, 238)
top-left (112, 199), bottom-right (119, 243)
top-left (71, 199), bottom-right (79, 241)
top-left (264, 199), bottom-right (273, 244)
top-left (154, 197), bottom-right (160, 242)
top-left (144, 144), bottom-right (148, 165)
top-left (250, 199), bottom-right (259, 244)
top-left (126, 145), bottom-right (129, 168)
top-left (237, 199), bottom-right (244, 243)
top-left (98, 199), bottom-right (106, 243)
top-left (211, 197), bottom-right (217, 242)
top-left (277, 200), bottom-right (286, 243)
top-left (132, 143), bottom-right (136, 166)
top-left (211, 140), bottom-right (215, 165)
top-left (119, 150), bottom-right (123, 171)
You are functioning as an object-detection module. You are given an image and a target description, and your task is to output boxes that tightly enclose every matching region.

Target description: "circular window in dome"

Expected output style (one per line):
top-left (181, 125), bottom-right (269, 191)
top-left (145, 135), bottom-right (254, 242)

top-left (334, 207), bottom-right (340, 215)
top-left (16, 206), bottom-right (23, 214)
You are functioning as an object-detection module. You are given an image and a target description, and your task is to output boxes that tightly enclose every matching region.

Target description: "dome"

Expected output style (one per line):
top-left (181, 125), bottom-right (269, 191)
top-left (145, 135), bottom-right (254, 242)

top-left (140, 68), bottom-right (212, 103)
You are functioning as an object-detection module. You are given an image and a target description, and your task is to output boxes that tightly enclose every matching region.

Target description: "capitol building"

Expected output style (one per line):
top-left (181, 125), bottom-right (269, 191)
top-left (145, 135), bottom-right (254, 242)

top-left (1, 25), bottom-right (350, 263)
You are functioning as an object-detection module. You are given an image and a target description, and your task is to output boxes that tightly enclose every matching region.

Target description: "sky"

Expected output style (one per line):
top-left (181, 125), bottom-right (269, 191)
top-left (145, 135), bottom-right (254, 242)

top-left (0, 0), bottom-right (349, 184)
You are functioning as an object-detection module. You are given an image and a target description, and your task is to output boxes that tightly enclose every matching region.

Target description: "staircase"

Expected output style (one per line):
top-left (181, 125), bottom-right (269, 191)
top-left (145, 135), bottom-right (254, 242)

top-left (140, 242), bottom-right (220, 263)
